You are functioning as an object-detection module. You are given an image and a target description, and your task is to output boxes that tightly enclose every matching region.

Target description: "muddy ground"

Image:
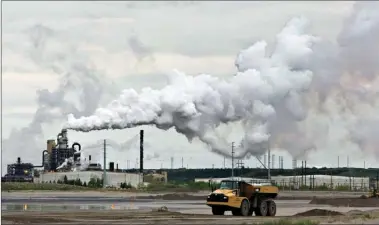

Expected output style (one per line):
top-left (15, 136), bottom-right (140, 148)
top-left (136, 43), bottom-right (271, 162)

top-left (310, 197), bottom-right (379, 207)
top-left (3, 209), bottom-right (379, 224)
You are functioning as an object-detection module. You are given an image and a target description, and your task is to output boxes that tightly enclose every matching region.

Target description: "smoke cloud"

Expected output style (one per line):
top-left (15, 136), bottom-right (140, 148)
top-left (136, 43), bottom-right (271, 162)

top-left (2, 24), bottom-right (112, 171)
top-left (65, 16), bottom-right (317, 159)
top-left (65, 2), bottom-right (379, 162)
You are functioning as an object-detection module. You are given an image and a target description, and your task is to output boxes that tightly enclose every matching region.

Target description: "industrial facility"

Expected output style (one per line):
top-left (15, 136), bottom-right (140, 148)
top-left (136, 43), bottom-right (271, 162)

top-left (1, 129), bottom-right (150, 188)
top-left (42, 129), bottom-right (82, 172)
top-left (2, 127), bottom-right (378, 191)
top-left (1, 157), bottom-right (34, 182)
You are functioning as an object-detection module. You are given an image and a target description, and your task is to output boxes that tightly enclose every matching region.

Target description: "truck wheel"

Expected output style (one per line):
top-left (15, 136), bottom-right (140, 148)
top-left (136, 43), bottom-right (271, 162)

top-left (212, 207), bottom-right (225, 215)
top-left (267, 200), bottom-right (276, 216)
top-left (254, 199), bottom-right (268, 216)
top-left (240, 199), bottom-right (250, 216)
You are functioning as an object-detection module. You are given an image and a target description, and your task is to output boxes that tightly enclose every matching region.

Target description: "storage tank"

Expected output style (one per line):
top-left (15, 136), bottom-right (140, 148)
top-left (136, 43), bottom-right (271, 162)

top-left (47, 139), bottom-right (56, 154)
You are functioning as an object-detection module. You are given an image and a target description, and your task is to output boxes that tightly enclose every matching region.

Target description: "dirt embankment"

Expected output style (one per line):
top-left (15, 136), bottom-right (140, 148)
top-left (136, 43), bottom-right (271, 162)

top-left (295, 209), bottom-right (344, 217)
top-left (310, 197), bottom-right (379, 207)
top-left (136, 193), bottom-right (350, 201)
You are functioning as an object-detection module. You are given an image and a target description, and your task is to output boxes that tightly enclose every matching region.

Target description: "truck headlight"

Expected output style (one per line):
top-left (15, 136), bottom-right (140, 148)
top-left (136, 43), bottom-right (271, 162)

top-left (207, 195), bottom-right (211, 198)
top-left (255, 188), bottom-right (260, 192)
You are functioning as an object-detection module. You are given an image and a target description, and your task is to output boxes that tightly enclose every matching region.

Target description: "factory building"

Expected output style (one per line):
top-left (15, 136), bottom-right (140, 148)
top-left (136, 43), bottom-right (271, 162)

top-left (195, 175), bottom-right (371, 191)
top-left (33, 129), bottom-right (147, 188)
top-left (34, 171), bottom-right (142, 188)
top-left (42, 129), bottom-right (82, 172)
top-left (3, 129), bottom-right (148, 188)
top-left (271, 175), bottom-right (370, 191)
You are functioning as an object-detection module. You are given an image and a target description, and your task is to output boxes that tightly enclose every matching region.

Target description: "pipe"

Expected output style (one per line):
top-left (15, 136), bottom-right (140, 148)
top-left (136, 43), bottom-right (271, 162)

top-left (57, 133), bottom-right (63, 141)
top-left (34, 150), bottom-right (48, 168)
top-left (72, 142), bottom-right (81, 152)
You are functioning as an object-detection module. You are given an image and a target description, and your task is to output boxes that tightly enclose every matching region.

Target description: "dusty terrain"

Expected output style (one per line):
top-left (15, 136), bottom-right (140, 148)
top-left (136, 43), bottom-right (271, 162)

top-left (3, 209), bottom-right (379, 224)
top-left (3, 190), bottom-right (379, 224)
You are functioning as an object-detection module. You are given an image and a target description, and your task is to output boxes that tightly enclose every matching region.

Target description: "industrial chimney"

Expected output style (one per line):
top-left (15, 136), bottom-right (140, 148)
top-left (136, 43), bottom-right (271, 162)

top-left (140, 130), bottom-right (144, 174)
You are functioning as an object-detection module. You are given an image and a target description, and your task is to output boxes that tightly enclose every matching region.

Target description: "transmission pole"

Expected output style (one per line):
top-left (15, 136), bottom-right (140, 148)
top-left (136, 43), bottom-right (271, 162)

top-left (103, 139), bottom-right (107, 188)
top-left (232, 142), bottom-right (235, 180)
top-left (267, 140), bottom-right (271, 180)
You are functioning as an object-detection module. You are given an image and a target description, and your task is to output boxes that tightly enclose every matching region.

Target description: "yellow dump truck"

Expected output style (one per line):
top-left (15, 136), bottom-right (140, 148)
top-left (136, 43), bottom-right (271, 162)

top-left (206, 179), bottom-right (279, 216)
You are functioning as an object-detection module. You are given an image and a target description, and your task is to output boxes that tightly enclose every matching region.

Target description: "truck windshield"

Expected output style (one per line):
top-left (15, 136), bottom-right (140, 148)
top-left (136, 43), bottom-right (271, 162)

top-left (219, 181), bottom-right (237, 190)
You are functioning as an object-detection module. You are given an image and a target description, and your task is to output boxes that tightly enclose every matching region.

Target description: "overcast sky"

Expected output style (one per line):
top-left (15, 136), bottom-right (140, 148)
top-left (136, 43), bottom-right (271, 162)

top-left (3, 1), bottom-right (369, 172)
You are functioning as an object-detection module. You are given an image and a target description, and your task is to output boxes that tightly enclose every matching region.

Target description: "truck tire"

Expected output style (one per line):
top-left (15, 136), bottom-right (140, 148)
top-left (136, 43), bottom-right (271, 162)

top-left (254, 199), bottom-right (268, 216)
top-left (212, 206), bottom-right (225, 215)
top-left (267, 200), bottom-right (276, 216)
top-left (240, 199), bottom-right (250, 216)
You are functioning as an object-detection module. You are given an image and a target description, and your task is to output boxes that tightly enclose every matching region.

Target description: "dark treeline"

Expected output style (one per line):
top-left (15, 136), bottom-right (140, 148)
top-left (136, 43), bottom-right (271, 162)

top-left (124, 167), bottom-right (379, 182)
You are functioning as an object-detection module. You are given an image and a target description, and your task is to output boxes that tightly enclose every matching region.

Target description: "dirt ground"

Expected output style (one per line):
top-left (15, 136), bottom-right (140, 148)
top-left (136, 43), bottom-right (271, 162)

top-left (2, 190), bottom-right (368, 201)
top-left (310, 197), bottom-right (379, 207)
top-left (3, 209), bottom-right (379, 224)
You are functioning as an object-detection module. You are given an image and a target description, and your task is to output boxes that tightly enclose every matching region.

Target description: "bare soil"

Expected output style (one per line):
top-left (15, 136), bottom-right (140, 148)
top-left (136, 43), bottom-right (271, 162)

top-left (3, 209), bottom-right (379, 224)
top-left (309, 197), bottom-right (379, 207)
top-left (295, 209), bottom-right (344, 217)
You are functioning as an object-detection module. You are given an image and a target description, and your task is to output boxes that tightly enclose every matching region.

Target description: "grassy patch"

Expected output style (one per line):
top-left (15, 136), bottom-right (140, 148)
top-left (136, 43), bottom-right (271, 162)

top-left (1, 182), bottom-right (94, 191)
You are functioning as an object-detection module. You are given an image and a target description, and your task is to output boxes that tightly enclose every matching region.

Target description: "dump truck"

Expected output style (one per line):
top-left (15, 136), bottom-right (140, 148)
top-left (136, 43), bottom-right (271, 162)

top-left (206, 179), bottom-right (279, 216)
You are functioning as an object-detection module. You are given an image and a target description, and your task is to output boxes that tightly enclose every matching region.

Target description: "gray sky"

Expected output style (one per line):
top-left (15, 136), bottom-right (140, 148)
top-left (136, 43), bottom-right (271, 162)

top-left (4, 1), bottom-right (370, 171)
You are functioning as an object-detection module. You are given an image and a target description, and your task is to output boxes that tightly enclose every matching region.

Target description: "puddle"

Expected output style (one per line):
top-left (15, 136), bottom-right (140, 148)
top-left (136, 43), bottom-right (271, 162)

top-left (2, 203), bottom-right (140, 212)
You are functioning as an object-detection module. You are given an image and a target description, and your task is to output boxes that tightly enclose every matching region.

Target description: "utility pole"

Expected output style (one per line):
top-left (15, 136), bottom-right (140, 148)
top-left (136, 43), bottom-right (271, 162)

top-left (181, 157), bottom-right (184, 168)
top-left (236, 160), bottom-right (244, 178)
top-left (267, 141), bottom-right (271, 180)
top-left (223, 157), bottom-right (226, 169)
top-left (338, 156), bottom-right (340, 168)
top-left (103, 139), bottom-right (107, 188)
top-left (231, 142), bottom-right (235, 180)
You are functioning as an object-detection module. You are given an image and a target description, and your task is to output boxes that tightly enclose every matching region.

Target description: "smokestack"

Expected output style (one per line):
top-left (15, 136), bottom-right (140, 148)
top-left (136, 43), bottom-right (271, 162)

top-left (17, 157), bottom-right (21, 164)
top-left (89, 155), bottom-right (92, 161)
top-left (140, 130), bottom-right (144, 173)
top-left (116, 163), bottom-right (119, 171)
top-left (109, 162), bottom-right (114, 172)
top-left (264, 154), bottom-right (267, 167)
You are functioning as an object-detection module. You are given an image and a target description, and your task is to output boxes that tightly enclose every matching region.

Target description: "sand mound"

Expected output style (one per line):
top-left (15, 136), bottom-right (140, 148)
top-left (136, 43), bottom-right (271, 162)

top-left (295, 209), bottom-right (344, 217)
top-left (310, 197), bottom-right (379, 207)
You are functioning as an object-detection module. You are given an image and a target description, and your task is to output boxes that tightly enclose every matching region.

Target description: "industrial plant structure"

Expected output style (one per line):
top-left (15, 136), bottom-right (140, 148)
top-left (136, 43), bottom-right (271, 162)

top-left (1, 157), bottom-right (34, 182)
top-left (42, 129), bottom-right (82, 172)
top-left (2, 128), bottom-right (148, 188)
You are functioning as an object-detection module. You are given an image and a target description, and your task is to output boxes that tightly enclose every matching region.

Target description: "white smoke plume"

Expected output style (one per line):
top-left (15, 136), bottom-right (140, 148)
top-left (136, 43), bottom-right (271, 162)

top-left (2, 24), bottom-right (113, 172)
top-left (128, 33), bottom-right (154, 63)
top-left (65, 16), bottom-right (317, 159)
top-left (65, 2), bottom-right (379, 162)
